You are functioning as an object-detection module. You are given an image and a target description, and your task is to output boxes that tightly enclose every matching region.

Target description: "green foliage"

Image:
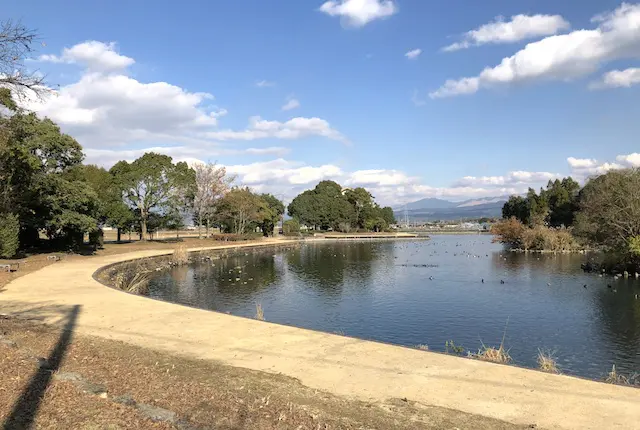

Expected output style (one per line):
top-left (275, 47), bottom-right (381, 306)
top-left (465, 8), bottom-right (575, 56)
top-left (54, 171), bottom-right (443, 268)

top-left (289, 181), bottom-right (354, 231)
top-left (283, 219), bottom-right (300, 236)
top-left (445, 340), bottom-right (466, 355)
top-left (629, 236), bottom-right (640, 257)
top-left (258, 193), bottom-right (285, 237)
top-left (0, 90), bottom-right (98, 250)
top-left (217, 187), bottom-right (269, 234)
top-left (0, 213), bottom-right (19, 258)
top-left (288, 181), bottom-right (391, 232)
top-left (110, 153), bottom-right (195, 239)
top-left (502, 177), bottom-right (580, 228)
top-left (575, 169), bottom-right (640, 260)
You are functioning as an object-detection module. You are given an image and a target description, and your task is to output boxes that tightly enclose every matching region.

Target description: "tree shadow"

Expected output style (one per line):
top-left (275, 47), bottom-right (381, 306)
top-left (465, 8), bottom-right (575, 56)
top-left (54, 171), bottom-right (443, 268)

top-left (2, 304), bottom-right (81, 430)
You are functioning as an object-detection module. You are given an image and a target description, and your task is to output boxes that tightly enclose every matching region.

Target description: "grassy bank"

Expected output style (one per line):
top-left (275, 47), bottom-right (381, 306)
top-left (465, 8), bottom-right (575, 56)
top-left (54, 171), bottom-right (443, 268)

top-left (0, 317), bottom-right (525, 430)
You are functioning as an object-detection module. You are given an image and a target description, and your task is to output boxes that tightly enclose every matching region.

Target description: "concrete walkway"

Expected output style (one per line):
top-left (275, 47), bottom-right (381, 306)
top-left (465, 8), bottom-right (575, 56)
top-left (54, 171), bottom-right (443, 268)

top-left (1, 240), bottom-right (639, 430)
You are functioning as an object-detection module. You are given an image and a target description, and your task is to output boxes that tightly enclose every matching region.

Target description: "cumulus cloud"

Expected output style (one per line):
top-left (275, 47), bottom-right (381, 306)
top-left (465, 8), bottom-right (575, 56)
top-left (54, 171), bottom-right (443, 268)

top-left (567, 153), bottom-right (640, 179)
top-left (405, 49), bottom-right (422, 60)
top-left (453, 171), bottom-right (560, 187)
top-left (84, 146), bottom-right (291, 168)
top-left (37, 41), bottom-right (134, 72)
top-left (431, 3), bottom-right (640, 98)
top-left (24, 41), bottom-right (347, 154)
top-left (205, 116), bottom-right (348, 143)
top-left (590, 67), bottom-right (640, 89)
top-left (442, 14), bottom-right (570, 52)
top-left (319, 0), bottom-right (397, 28)
top-left (281, 97), bottom-right (300, 111)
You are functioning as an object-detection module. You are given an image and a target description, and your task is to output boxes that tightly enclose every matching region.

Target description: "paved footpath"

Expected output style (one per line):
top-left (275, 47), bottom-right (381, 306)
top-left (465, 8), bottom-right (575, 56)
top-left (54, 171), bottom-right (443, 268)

top-left (2, 240), bottom-right (640, 430)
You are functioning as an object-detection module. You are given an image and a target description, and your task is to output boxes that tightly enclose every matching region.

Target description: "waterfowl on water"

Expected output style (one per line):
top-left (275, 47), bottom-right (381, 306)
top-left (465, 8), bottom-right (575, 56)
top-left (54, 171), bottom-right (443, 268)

top-left (481, 279), bottom-right (484, 283)
top-left (583, 284), bottom-right (587, 288)
top-left (429, 276), bottom-right (434, 280)
top-left (607, 284), bottom-right (612, 289)
top-left (500, 280), bottom-right (505, 284)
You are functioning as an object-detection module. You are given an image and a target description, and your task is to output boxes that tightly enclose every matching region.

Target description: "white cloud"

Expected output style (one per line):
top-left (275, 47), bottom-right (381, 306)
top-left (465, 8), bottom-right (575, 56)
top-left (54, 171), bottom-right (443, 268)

top-left (84, 146), bottom-right (291, 168)
top-left (453, 171), bottom-right (560, 188)
top-left (205, 116), bottom-right (348, 143)
top-left (443, 14), bottom-right (570, 52)
top-left (431, 3), bottom-right (640, 98)
top-left (411, 90), bottom-right (426, 106)
top-left (319, 0), bottom-right (397, 28)
top-left (24, 41), bottom-right (346, 154)
top-left (255, 80), bottom-right (276, 88)
top-left (566, 153), bottom-right (640, 179)
top-left (405, 48), bottom-right (422, 60)
top-left (347, 169), bottom-right (416, 186)
top-left (590, 67), bottom-right (640, 89)
top-left (616, 153), bottom-right (640, 166)
top-left (281, 98), bottom-right (300, 111)
top-left (26, 72), bottom-right (220, 147)
top-left (37, 41), bottom-right (134, 72)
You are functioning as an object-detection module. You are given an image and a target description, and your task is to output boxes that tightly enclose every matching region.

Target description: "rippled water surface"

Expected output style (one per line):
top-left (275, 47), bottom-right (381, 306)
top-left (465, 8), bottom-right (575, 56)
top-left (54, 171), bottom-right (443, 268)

top-left (147, 235), bottom-right (640, 379)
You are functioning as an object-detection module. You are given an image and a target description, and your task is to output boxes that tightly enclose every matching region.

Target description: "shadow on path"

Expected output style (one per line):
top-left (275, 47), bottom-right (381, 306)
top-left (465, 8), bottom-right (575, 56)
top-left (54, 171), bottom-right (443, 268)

top-left (3, 304), bottom-right (81, 430)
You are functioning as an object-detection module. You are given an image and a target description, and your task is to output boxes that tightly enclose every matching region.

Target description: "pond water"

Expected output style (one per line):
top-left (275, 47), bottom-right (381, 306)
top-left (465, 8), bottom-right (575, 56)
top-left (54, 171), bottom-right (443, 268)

top-left (147, 235), bottom-right (640, 380)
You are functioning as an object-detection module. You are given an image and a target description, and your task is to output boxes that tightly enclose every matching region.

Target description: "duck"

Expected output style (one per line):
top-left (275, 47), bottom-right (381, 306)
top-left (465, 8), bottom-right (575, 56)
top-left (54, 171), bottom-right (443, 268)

top-left (428, 276), bottom-right (434, 280)
top-left (583, 284), bottom-right (587, 289)
top-left (607, 284), bottom-right (612, 289)
top-left (500, 280), bottom-right (505, 284)
top-left (481, 279), bottom-right (484, 283)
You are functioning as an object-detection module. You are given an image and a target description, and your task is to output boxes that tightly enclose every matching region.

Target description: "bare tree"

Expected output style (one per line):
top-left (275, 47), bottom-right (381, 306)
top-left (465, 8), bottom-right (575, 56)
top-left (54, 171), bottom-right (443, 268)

top-left (193, 162), bottom-right (235, 238)
top-left (0, 20), bottom-right (48, 100)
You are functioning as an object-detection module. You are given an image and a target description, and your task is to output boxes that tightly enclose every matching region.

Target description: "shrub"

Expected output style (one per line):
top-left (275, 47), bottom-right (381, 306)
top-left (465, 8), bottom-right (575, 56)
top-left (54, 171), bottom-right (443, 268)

top-left (0, 213), bottom-right (20, 258)
top-left (172, 243), bottom-right (189, 265)
top-left (114, 263), bottom-right (152, 295)
top-left (88, 229), bottom-right (104, 249)
top-left (283, 219), bottom-right (300, 236)
top-left (492, 217), bottom-right (525, 248)
top-left (537, 349), bottom-right (559, 373)
top-left (493, 218), bottom-right (579, 251)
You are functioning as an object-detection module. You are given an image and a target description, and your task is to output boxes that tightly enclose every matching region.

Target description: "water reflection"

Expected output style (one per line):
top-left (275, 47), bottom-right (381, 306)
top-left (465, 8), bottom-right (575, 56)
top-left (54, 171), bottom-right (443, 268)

top-left (147, 236), bottom-right (640, 379)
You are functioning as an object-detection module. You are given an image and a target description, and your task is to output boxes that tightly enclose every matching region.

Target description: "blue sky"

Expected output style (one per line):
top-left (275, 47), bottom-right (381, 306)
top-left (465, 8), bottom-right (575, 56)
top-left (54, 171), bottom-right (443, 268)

top-left (7, 0), bottom-right (640, 204)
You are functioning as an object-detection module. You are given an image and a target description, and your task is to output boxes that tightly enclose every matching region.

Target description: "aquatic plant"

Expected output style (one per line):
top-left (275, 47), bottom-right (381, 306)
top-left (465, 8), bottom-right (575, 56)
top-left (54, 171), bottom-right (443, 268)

top-left (172, 243), bottom-right (189, 265)
top-left (537, 349), bottom-right (559, 373)
top-left (255, 303), bottom-right (265, 321)
top-left (114, 263), bottom-right (152, 295)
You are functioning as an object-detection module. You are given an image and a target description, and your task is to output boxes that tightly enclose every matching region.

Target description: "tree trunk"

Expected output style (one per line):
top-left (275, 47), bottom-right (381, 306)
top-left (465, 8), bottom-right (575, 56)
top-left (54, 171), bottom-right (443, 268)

top-left (116, 228), bottom-right (121, 243)
top-left (198, 214), bottom-right (202, 239)
top-left (140, 215), bottom-right (148, 241)
top-left (206, 219), bottom-right (210, 237)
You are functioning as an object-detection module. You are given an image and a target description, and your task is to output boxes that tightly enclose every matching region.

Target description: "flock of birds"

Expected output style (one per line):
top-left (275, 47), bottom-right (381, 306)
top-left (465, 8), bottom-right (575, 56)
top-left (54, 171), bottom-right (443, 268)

top-left (394, 240), bottom-right (640, 299)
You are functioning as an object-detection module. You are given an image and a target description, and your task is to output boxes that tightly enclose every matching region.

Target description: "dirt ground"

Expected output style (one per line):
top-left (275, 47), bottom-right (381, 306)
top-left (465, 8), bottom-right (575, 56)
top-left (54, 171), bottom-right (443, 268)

top-left (0, 317), bottom-right (528, 430)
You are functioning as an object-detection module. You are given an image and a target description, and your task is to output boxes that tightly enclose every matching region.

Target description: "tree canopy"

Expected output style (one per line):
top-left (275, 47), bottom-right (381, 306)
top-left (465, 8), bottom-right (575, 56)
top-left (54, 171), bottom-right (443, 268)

top-left (110, 153), bottom-right (195, 239)
top-left (502, 177), bottom-right (580, 228)
top-left (288, 181), bottom-right (395, 232)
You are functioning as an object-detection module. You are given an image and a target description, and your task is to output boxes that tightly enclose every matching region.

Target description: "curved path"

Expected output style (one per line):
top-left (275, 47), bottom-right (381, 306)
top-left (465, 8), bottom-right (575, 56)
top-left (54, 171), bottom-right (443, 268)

top-left (1, 240), bottom-right (639, 430)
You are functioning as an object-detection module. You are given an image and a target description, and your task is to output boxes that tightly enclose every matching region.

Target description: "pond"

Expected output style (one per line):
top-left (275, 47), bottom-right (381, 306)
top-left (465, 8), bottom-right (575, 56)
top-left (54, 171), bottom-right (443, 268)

top-left (147, 235), bottom-right (640, 380)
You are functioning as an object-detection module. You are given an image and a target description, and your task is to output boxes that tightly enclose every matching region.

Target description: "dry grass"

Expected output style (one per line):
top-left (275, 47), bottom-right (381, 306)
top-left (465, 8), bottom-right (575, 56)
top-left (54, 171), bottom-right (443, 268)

top-left (470, 319), bottom-right (511, 364)
top-left (114, 263), bottom-right (152, 294)
top-left (605, 365), bottom-right (640, 386)
top-left (0, 317), bottom-right (524, 430)
top-left (537, 349), bottom-right (560, 373)
top-left (471, 344), bottom-right (512, 364)
top-left (172, 243), bottom-right (189, 265)
top-left (255, 302), bottom-right (265, 321)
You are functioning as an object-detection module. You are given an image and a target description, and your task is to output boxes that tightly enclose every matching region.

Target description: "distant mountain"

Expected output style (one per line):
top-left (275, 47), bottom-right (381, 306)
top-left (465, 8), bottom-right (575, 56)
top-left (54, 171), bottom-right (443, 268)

top-left (395, 195), bottom-right (509, 221)
top-left (402, 198), bottom-right (457, 211)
